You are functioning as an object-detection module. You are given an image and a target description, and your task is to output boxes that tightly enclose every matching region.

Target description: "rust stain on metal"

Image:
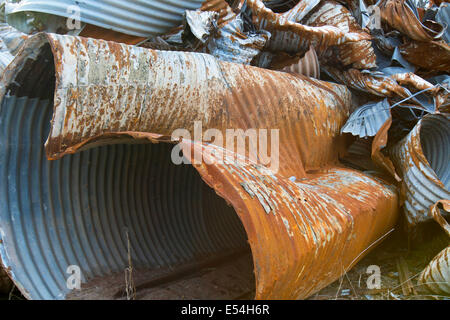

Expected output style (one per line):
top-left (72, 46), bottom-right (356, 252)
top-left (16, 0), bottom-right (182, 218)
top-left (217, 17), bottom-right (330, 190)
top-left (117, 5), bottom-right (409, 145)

top-left (400, 40), bottom-right (450, 72)
top-left (304, 0), bottom-right (376, 69)
top-left (246, 0), bottom-right (371, 55)
top-left (200, 0), bottom-right (242, 28)
top-left (324, 66), bottom-right (412, 99)
top-left (389, 72), bottom-right (436, 93)
top-left (379, 0), bottom-right (445, 42)
top-left (178, 141), bottom-right (399, 299)
top-left (371, 117), bottom-right (401, 181)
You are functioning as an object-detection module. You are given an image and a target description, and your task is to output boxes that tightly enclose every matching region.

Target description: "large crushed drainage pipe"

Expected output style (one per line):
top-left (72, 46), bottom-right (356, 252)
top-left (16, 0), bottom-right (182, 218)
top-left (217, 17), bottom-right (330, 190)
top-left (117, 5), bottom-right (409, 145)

top-left (0, 33), bottom-right (399, 299)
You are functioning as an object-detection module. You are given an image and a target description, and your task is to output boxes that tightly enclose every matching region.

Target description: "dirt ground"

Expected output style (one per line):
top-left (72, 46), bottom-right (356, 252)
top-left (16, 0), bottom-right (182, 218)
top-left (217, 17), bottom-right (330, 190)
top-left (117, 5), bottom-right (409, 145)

top-left (2, 224), bottom-right (448, 301)
top-left (309, 226), bottom-right (449, 300)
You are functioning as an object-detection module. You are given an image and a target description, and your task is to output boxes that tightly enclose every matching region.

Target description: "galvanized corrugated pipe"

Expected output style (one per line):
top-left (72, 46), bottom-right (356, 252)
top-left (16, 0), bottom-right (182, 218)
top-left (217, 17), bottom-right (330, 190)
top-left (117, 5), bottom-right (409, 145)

top-left (0, 33), bottom-right (399, 299)
top-left (390, 113), bottom-right (450, 229)
top-left (5, 0), bottom-right (205, 37)
top-left (0, 95), bottom-right (249, 299)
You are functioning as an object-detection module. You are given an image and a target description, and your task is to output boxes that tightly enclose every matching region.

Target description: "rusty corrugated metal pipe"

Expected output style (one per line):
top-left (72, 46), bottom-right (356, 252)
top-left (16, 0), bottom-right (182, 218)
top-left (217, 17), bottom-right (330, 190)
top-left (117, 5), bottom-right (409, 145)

top-left (0, 33), bottom-right (400, 300)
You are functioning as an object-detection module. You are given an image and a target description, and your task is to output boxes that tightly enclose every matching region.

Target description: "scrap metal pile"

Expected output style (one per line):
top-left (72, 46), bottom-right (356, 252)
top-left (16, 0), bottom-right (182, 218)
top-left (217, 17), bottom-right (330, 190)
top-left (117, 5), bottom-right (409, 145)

top-left (0, 0), bottom-right (448, 299)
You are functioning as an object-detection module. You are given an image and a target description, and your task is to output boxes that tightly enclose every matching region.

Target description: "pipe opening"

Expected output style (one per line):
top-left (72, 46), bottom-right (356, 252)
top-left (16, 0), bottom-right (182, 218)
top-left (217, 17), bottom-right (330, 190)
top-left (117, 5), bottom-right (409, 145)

top-left (0, 46), bottom-right (256, 299)
top-left (419, 117), bottom-right (450, 189)
top-left (263, 0), bottom-right (301, 13)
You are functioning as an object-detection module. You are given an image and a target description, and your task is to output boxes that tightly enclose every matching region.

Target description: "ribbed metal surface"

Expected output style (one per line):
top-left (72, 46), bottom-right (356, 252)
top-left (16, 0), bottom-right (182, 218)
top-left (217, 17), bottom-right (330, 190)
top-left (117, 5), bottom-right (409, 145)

top-left (0, 24), bottom-right (26, 56)
top-left (390, 114), bottom-right (450, 228)
top-left (279, 45), bottom-right (320, 79)
top-left (436, 2), bottom-right (450, 44)
top-left (2, 33), bottom-right (352, 179)
top-left (184, 141), bottom-right (399, 299)
top-left (0, 23), bottom-right (27, 72)
top-left (6, 0), bottom-right (205, 37)
top-left (0, 95), bottom-right (247, 300)
top-left (379, 0), bottom-right (445, 42)
top-left (341, 99), bottom-right (391, 138)
top-left (418, 246), bottom-right (450, 294)
top-left (0, 32), bottom-right (400, 300)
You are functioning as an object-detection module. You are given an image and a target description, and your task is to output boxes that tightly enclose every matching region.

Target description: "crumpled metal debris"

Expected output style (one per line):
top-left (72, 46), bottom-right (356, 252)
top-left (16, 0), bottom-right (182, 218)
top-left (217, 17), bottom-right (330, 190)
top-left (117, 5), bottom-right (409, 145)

top-left (0, 2), bottom-right (27, 73)
top-left (378, 0), bottom-right (445, 42)
top-left (207, 13), bottom-right (271, 64)
top-left (201, 0), bottom-right (241, 28)
top-left (341, 99), bottom-right (391, 138)
top-left (185, 10), bottom-right (218, 44)
top-left (247, 0), bottom-right (371, 55)
top-left (305, 0), bottom-right (376, 69)
top-left (323, 66), bottom-right (413, 99)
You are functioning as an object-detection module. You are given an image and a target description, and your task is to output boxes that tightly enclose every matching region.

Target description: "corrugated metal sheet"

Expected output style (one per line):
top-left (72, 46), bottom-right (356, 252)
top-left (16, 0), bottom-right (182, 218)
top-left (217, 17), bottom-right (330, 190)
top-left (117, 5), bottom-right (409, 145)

top-left (0, 49), bottom-right (12, 71)
top-left (390, 114), bottom-right (450, 228)
top-left (281, 0), bottom-right (320, 21)
top-left (0, 33), bottom-right (400, 299)
top-left (386, 69), bottom-right (435, 93)
top-left (418, 246), bottom-right (450, 294)
top-left (0, 24), bottom-right (27, 56)
top-left (279, 45), bottom-right (320, 79)
top-left (5, 0), bottom-right (205, 37)
top-left (341, 99), bottom-right (391, 138)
